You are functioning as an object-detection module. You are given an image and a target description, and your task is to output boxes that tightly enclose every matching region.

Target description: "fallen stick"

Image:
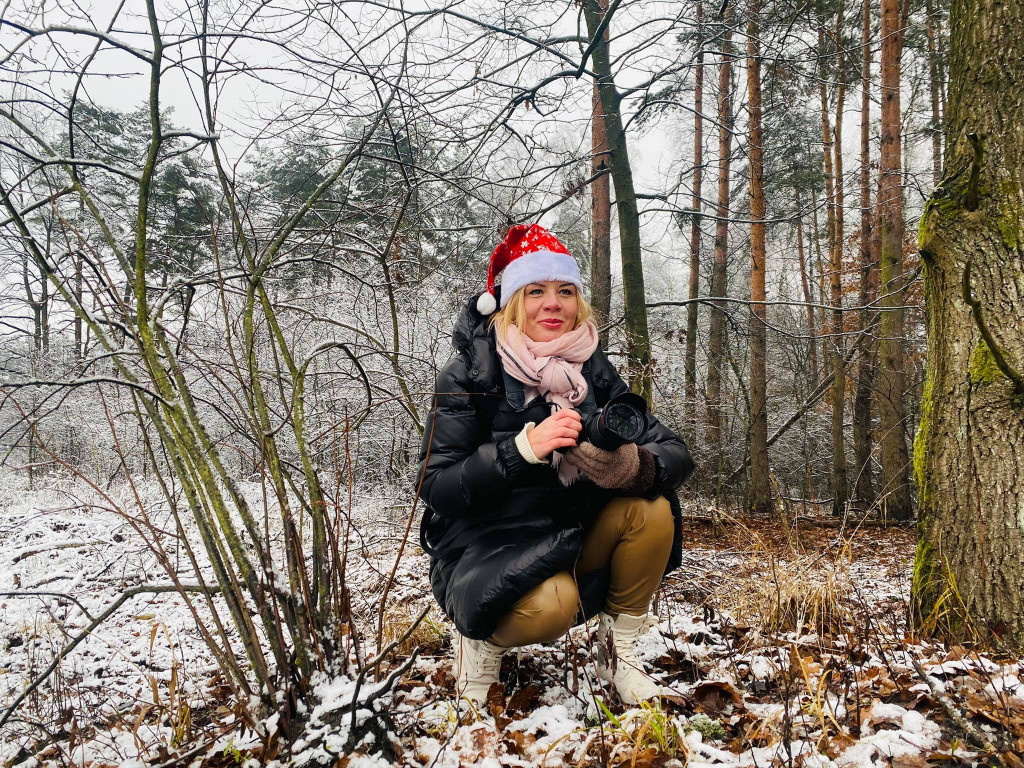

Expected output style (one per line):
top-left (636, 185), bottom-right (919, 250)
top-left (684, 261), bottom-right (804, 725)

top-left (909, 654), bottom-right (999, 753)
top-left (11, 541), bottom-right (88, 563)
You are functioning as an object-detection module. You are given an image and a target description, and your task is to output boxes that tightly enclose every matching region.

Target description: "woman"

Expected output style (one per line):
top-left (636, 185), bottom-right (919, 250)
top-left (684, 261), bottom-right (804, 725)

top-left (418, 223), bottom-right (694, 706)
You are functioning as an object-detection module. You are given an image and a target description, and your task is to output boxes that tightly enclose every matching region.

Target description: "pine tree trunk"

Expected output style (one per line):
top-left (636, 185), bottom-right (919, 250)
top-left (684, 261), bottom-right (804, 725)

top-left (830, 6), bottom-right (849, 516)
top-left (747, 0), bottom-right (771, 514)
top-left (914, 0), bottom-right (1024, 649)
top-left (877, 0), bottom-right (913, 520)
top-left (583, 0), bottom-right (653, 400)
top-left (685, 0), bottom-right (704, 413)
top-left (706, 14), bottom-right (733, 474)
top-left (854, 0), bottom-right (877, 507)
top-left (591, 0), bottom-right (612, 349)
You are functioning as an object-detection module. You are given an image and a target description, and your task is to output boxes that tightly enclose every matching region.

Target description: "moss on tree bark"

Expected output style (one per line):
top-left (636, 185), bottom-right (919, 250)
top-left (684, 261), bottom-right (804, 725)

top-left (914, 0), bottom-right (1024, 648)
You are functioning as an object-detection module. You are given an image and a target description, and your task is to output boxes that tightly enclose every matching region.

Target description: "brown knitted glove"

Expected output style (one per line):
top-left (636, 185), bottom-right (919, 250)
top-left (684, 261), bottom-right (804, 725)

top-left (565, 442), bottom-right (642, 490)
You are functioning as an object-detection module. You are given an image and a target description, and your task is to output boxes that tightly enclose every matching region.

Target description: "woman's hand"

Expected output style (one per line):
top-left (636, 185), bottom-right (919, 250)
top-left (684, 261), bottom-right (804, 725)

top-left (527, 410), bottom-right (582, 460)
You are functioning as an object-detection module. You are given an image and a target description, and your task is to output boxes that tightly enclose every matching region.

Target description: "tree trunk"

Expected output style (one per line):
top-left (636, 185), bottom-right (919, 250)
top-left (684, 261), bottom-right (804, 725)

top-left (40, 263), bottom-right (49, 352)
top-left (74, 251), bottom-right (83, 361)
top-left (590, 0), bottom-right (612, 349)
top-left (747, 0), bottom-right (771, 514)
top-left (583, 0), bottom-right (653, 400)
top-left (854, 0), bottom-right (877, 507)
top-left (831, 7), bottom-right (847, 518)
top-left (935, 2), bottom-right (947, 119)
top-left (810, 184), bottom-right (831, 379)
top-left (796, 216), bottom-right (818, 382)
top-left (22, 256), bottom-right (40, 352)
top-left (685, 0), bottom-right (704, 412)
top-left (914, 0), bottom-right (1024, 649)
top-left (925, 0), bottom-right (943, 186)
top-left (706, 12), bottom-right (733, 475)
top-left (877, 0), bottom-right (913, 520)
top-left (819, 19), bottom-right (848, 516)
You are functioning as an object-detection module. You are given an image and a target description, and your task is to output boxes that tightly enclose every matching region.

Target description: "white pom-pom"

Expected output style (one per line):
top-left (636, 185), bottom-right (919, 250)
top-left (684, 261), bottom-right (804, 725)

top-left (476, 291), bottom-right (497, 315)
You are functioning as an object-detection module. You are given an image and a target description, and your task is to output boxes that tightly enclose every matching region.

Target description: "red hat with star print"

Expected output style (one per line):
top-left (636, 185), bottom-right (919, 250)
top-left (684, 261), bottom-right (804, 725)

top-left (476, 223), bottom-right (582, 315)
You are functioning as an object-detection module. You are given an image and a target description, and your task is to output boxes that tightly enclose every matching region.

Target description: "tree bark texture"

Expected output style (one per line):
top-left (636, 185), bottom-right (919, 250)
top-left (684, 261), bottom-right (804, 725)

top-left (877, 0), bottom-right (913, 520)
top-left (829, 6), bottom-right (849, 516)
top-left (914, 0), bottom-right (1024, 649)
top-left (591, 0), bottom-right (612, 350)
top-left (854, 0), bottom-right (877, 506)
top-left (747, 0), bottom-right (772, 514)
top-left (796, 216), bottom-right (819, 381)
top-left (685, 0), bottom-right (704, 413)
top-left (74, 252), bottom-right (83, 360)
top-left (925, 0), bottom-right (943, 186)
top-left (583, 0), bottom-right (653, 401)
top-left (811, 185), bottom-right (831, 380)
top-left (706, 15), bottom-right (734, 472)
top-left (815, 20), bottom-right (847, 520)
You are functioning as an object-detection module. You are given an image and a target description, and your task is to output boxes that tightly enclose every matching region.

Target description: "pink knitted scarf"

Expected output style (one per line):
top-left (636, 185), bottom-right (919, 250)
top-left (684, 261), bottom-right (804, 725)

top-left (496, 320), bottom-right (599, 483)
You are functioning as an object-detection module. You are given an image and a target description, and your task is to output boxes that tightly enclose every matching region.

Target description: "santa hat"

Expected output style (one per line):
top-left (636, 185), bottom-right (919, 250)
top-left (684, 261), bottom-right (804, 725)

top-left (476, 223), bottom-right (582, 315)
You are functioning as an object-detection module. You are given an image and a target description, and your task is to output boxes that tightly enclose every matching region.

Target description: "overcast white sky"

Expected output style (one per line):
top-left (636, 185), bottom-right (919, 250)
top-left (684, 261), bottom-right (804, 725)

top-left (3, 0), bottom-right (934, 313)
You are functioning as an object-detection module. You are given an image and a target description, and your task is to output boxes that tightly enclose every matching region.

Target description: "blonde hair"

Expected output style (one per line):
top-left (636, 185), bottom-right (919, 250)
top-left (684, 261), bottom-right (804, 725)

top-left (490, 283), bottom-right (593, 338)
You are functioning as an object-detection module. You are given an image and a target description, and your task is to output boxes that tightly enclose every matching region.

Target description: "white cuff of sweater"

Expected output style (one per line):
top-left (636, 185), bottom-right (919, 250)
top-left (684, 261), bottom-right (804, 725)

top-left (515, 423), bottom-right (546, 464)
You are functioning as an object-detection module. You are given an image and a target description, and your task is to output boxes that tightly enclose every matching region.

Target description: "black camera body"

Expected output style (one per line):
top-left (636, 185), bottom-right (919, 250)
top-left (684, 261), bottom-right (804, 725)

top-left (578, 392), bottom-right (649, 451)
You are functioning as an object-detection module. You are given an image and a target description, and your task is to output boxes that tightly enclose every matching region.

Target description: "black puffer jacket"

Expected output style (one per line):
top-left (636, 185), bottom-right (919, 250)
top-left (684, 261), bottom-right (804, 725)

top-left (417, 295), bottom-right (695, 640)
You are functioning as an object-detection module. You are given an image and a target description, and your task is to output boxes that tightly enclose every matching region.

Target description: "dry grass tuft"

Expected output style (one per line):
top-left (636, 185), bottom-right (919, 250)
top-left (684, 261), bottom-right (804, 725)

top-left (380, 603), bottom-right (448, 655)
top-left (717, 526), bottom-right (855, 638)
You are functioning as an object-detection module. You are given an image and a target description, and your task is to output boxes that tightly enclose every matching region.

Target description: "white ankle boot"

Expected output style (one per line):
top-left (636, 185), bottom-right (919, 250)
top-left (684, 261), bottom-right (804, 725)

top-left (596, 612), bottom-right (662, 705)
top-left (455, 634), bottom-right (506, 703)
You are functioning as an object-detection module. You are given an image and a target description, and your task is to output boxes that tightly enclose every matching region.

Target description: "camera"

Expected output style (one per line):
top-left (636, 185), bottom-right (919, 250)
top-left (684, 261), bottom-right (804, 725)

top-left (579, 392), bottom-right (648, 451)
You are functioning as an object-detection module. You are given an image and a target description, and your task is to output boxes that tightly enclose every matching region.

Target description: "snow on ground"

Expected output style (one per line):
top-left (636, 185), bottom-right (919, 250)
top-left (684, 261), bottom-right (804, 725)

top-left (2, 471), bottom-right (1023, 767)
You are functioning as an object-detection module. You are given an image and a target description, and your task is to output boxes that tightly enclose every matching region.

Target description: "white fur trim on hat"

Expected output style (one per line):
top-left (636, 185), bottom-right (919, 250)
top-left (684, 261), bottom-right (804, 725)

top-left (498, 249), bottom-right (582, 309)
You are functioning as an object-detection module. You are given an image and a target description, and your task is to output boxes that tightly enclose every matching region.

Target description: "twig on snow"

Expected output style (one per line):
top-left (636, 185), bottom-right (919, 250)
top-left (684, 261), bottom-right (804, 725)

top-left (0, 590), bottom-right (96, 621)
top-left (0, 583), bottom-right (221, 728)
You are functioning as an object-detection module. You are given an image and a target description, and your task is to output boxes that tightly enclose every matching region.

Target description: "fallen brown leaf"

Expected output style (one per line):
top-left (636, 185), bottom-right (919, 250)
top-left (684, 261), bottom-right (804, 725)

top-left (507, 684), bottom-right (541, 715)
top-left (486, 682), bottom-right (509, 731)
top-left (823, 730), bottom-right (856, 758)
top-left (891, 753), bottom-right (929, 768)
top-left (693, 680), bottom-right (744, 717)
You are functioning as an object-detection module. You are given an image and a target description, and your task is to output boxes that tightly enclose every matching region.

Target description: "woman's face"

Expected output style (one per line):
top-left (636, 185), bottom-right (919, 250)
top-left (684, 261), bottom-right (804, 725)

top-left (521, 281), bottom-right (579, 342)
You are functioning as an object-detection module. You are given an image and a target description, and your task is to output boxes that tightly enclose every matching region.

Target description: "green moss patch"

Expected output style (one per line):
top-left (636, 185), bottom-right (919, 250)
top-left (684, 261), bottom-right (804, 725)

top-left (969, 339), bottom-right (1004, 385)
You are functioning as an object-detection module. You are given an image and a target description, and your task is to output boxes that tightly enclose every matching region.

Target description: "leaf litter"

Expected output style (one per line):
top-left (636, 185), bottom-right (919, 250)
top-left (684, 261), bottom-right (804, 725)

top-left (2, 474), bottom-right (1022, 767)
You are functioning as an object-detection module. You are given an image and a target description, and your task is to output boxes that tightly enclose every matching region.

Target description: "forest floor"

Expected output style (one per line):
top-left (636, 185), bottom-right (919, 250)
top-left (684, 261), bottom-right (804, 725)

top-left (1, 472), bottom-right (1023, 768)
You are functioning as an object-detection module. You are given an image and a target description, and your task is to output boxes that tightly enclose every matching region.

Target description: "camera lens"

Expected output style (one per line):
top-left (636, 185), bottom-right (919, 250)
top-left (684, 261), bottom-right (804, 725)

top-left (603, 401), bottom-right (644, 442)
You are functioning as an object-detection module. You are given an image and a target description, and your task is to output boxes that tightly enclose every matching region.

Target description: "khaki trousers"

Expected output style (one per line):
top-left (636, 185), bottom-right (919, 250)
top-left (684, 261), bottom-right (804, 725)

top-left (488, 495), bottom-right (673, 648)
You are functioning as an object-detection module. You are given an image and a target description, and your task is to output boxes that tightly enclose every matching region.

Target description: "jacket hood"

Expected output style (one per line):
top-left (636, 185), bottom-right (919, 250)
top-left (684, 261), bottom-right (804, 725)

top-left (451, 292), bottom-right (489, 353)
top-left (452, 293), bottom-right (502, 392)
